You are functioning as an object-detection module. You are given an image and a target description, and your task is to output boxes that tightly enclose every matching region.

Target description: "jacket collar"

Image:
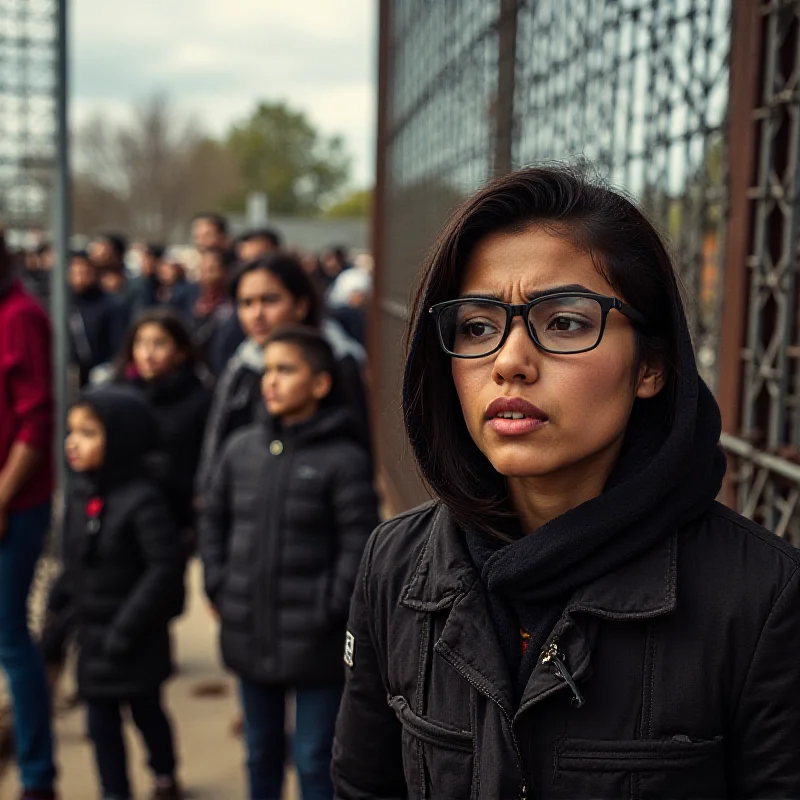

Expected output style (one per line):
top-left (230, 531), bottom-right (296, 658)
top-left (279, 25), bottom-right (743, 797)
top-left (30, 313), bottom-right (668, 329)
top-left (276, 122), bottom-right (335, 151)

top-left (401, 503), bottom-right (678, 620)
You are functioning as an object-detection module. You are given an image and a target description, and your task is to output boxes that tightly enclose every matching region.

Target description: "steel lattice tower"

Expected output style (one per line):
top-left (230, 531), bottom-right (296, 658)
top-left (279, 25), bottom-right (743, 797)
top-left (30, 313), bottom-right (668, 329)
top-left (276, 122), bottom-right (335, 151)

top-left (0, 0), bottom-right (57, 242)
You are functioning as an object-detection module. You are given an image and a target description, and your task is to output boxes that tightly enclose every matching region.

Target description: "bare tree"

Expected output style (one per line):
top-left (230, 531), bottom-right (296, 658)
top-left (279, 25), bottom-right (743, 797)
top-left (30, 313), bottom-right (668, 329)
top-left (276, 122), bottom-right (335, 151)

top-left (72, 94), bottom-right (242, 241)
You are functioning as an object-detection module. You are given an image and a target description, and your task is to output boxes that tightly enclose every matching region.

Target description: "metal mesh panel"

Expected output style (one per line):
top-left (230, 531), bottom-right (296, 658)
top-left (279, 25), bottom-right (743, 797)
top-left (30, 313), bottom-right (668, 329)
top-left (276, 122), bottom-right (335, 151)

top-left (513, 0), bottom-right (731, 384)
top-left (375, 0), bottom-right (500, 510)
top-left (0, 0), bottom-right (57, 235)
top-left (721, 0), bottom-right (800, 543)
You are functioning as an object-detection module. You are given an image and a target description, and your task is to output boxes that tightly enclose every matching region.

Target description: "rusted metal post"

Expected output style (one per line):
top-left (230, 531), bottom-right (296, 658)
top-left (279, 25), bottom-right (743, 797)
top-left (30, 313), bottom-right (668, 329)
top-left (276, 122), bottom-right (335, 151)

top-left (716, 0), bottom-right (762, 505)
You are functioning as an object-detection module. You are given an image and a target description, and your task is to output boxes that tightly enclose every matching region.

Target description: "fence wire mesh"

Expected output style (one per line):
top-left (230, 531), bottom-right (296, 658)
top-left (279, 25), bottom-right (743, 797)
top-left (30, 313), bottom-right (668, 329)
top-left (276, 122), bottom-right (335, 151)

top-left (0, 0), bottom-right (56, 236)
top-left (513, 0), bottom-right (731, 383)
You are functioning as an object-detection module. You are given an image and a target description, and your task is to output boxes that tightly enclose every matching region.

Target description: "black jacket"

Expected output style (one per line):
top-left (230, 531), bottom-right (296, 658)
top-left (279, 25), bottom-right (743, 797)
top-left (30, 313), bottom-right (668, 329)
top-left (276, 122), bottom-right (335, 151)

top-left (158, 279), bottom-right (197, 324)
top-left (332, 501), bottom-right (800, 799)
top-left (128, 273), bottom-right (159, 320)
top-left (209, 311), bottom-right (245, 376)
top-left (333, 270), bottom-right (800, 796)
top-left (199, 407), bottom-right (379, 685)
top-left (131, 363), bottom-right (212, 532)
top-left (50, 387), bottom-right (184, 699)
top-left (69, 287), bottom-right (127, 382)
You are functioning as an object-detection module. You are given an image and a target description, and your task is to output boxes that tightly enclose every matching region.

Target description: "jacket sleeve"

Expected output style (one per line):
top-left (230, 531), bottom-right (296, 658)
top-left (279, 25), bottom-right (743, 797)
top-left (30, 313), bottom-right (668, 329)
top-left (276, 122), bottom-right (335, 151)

top-left (197, 444), bottom-right (232, 604)
top-left (105, 487), bottom-right (184, 656)
top-left (332, 532), bottom-right (406, 800)
top-left (728, 565), bottom-right (800, 795)
top-left (328, 447), bottom-right (380, 622)
top-left (195, 363), bottom-right (235, 498)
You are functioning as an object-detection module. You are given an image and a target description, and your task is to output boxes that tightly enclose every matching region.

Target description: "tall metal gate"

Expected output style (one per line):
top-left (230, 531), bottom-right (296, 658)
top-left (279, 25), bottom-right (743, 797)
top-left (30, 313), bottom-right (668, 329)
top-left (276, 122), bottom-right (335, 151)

top-left (372, 0), bottom-right (800, 543)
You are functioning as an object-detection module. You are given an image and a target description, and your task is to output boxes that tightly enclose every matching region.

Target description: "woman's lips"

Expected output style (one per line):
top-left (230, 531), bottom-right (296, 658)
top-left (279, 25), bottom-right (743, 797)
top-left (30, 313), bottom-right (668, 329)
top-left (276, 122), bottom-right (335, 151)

top-left (484, 396), bottom-right (548, 436)
top-left (486, 416), bottom-right (547, 435)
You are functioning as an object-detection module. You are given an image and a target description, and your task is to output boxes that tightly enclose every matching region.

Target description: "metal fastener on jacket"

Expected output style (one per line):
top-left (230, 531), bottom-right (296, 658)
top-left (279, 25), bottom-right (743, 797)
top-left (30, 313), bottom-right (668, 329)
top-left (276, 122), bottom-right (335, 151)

top-left (270, 440), bottom-right (283, 456)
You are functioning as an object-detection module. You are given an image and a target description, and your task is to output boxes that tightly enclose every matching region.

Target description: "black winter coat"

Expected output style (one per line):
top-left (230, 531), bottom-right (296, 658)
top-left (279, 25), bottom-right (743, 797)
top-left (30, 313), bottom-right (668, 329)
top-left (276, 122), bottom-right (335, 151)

top-left (131, 363), bottom-right (212, 532)
top-left (50, 387), bottom-right (185, 699)
top-left (199, 407), bottom-right (380, 685)
top-left (332, 501), bottom-right (800, 799)
top-left (69, 287), bottom-right (126, 383)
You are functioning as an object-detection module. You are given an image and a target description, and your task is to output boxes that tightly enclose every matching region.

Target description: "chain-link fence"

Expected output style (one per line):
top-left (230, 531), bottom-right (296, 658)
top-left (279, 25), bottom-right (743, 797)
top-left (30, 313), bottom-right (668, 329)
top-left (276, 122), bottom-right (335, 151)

top-left (0, 0), bottom-right (57, 238)
top-left (512, 0), bottom-right (730, 381)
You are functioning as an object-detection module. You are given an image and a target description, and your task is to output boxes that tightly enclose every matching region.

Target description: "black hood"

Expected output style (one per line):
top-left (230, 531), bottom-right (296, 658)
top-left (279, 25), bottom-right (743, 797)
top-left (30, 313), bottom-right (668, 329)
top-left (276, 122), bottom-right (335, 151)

top-left (80, 385), bottom-right (159, 475)
top-left (471, 302), bottom-right (727, 594)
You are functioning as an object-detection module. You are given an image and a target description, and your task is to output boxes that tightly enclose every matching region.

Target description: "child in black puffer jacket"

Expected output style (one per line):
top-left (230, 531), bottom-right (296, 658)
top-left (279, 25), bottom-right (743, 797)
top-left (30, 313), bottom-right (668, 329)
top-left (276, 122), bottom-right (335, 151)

top-left (199, 325), bottom-right (379, 800)
top-left (50, 386), bottom-right (184, 800)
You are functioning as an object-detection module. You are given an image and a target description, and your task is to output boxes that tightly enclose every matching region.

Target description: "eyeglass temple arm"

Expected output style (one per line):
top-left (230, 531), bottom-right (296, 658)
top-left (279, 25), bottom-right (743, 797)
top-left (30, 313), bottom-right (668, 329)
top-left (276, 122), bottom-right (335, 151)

top-left (616, 299), bottom-right (647, 328)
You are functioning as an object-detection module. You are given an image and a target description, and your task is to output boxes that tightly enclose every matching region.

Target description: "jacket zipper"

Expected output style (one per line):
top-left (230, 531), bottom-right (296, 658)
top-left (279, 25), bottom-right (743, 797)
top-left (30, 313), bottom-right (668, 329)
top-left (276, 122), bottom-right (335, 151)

top-left (437, 647), bottom-right (528, 800)
top-left (540, 641), bottom-right (585, 708)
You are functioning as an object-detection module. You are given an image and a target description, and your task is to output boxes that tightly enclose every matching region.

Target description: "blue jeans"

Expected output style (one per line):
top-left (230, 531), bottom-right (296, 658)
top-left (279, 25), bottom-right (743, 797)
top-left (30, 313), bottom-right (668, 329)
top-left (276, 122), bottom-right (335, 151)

top-left (238, 679), bottom-right (343, 800)
top-left (0, 502), bottom-right (55, 791)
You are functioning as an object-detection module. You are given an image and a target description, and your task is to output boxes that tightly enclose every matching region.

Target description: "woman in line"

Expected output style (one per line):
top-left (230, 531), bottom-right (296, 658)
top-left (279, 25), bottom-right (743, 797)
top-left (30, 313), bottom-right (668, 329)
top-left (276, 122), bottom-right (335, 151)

top-left (332, 165), bottom-right (800, 798)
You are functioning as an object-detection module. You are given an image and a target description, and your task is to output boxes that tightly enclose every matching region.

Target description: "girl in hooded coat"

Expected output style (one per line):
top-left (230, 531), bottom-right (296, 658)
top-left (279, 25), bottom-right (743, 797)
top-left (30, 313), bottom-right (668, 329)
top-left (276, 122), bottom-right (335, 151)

top-left (50, 386), bottom-right (185, 800)
top-left (332, 166), bottom-right (800, 799)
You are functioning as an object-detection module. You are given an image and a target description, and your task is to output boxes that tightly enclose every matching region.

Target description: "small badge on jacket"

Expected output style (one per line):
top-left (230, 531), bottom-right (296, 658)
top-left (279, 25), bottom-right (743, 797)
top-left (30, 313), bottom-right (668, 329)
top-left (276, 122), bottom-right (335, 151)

top-left (344, 631), bottom-right (355, 668)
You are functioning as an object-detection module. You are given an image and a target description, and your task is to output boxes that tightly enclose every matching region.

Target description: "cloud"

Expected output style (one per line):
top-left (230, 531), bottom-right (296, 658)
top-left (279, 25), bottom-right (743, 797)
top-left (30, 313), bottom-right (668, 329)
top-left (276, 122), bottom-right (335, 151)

top-left (70, 0), bottom-right (376, 184)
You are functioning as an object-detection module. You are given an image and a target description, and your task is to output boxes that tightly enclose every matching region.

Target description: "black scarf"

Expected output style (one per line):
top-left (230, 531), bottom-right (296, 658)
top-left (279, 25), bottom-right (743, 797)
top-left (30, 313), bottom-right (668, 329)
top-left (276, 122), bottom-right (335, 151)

top-left (134, 361), bottom-right (200, 406)
top-left (465, 314), bottom-right (727, 699)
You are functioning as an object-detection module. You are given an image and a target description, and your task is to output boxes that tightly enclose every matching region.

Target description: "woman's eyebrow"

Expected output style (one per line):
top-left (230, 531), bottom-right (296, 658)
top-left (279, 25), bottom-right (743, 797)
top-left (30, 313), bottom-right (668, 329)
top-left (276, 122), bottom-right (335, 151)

top-left (459, 283), bottom-right (592, 301)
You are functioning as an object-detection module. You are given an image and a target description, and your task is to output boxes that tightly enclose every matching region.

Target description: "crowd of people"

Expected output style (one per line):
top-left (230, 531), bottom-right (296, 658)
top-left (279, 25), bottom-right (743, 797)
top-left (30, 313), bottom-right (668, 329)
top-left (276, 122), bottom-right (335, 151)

top-left (0, 213), bottom-right (377, 800)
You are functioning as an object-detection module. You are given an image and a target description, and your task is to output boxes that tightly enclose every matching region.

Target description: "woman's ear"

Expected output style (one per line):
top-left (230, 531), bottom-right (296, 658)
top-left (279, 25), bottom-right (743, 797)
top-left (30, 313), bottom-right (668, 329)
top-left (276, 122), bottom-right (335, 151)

top-left (636, 359), bottom-right (667, 399)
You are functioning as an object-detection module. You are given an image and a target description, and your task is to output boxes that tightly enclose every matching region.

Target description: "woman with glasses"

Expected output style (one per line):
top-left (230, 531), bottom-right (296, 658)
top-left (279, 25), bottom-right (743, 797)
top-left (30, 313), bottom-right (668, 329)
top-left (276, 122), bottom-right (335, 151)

top-left (332, 166), bottom-right (800, 799)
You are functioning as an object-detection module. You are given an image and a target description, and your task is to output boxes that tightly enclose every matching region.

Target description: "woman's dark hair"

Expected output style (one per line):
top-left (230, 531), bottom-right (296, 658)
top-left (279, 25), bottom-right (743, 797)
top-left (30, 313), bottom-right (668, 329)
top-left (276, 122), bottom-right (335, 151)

top-left (116, 307), bottom-right (199, 377)
top-left (97, 233), bottom-right (127, 259)
top-left (192, 212), bottom-right (228, 236)
top-left (237, 227), bottom-right (283, 249)
top-left (203, 246), bottom-right (235, 271)
top-left (403, 164), bottom-right (683, 536)
top-left (230, 252), bottom-right (322, 328)
top-left (146, 243), bottom-right (166, 259)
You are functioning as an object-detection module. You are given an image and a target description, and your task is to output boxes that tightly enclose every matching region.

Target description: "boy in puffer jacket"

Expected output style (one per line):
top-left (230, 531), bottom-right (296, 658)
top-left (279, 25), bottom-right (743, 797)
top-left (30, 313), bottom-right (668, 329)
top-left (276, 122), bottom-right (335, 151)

top-left (199, 325), bottom-right (379, 800)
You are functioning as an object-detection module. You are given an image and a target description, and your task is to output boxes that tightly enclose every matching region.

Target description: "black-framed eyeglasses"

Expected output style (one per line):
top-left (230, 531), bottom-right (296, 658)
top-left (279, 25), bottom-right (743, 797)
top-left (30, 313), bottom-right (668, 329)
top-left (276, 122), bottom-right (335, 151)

top-left (428, 292), bottom-right (647, 358)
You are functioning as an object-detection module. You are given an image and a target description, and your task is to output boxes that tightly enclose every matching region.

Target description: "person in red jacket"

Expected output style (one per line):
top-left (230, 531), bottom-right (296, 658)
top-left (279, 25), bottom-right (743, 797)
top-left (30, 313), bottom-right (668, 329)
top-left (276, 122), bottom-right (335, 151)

top-left (0, 227), bottom-right (57, 800)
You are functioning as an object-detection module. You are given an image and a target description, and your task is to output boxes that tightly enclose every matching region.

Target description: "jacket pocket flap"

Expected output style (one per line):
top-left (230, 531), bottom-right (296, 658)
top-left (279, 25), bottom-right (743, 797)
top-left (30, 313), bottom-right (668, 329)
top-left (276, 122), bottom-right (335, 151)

top-left (388, 695), bottom-right (472, 753)
top-left (557, 736), bottom-right (723, 772)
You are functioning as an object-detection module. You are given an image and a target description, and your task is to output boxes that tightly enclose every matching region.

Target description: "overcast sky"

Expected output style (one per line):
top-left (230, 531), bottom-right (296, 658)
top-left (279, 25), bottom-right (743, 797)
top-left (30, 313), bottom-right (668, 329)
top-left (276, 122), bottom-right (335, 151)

top-left (70, 0), bottom-right (377, 186)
